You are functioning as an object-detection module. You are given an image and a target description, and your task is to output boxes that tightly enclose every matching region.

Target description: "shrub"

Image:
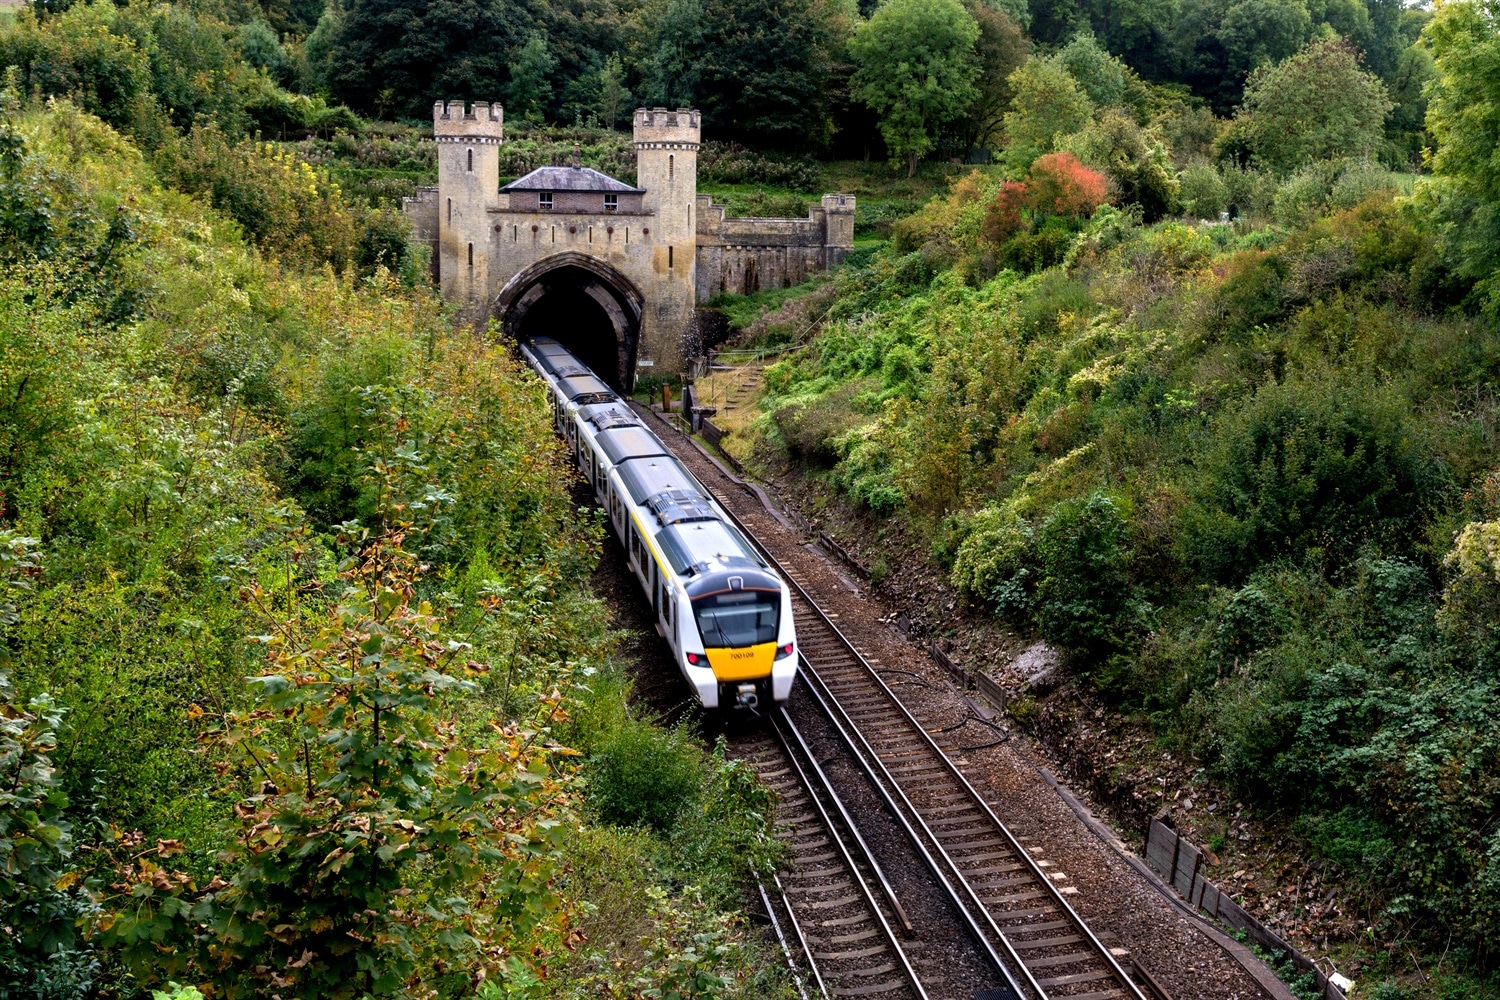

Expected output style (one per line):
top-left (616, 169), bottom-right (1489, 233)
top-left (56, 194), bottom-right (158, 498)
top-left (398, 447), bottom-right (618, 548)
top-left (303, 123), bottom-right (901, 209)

top-left (1179, 161), bottom-right (1228, 219)
top-left (1028, 151), bottom-right (1109, 217)
top-left (156, 128), bottom-right (359, 269)
top-left (981, 179), bottom-right (1031, 244)
top-left (950, 501), bottom-right (1036, 617)
top-left (1187, 377), bottom-right (1451, 580)
top-left (771, 382), bottom-right (873, 466)
top-left (1034, 490), bottom-right (1141, 658)
top-left (0, 666), bottom-right (96, 999)
top-left (589, 720), bottom-right (703, 832)
top-left (1061, 109), bottom-right (1178, 221)
top-left (102, 531), bottom-right (576, 998)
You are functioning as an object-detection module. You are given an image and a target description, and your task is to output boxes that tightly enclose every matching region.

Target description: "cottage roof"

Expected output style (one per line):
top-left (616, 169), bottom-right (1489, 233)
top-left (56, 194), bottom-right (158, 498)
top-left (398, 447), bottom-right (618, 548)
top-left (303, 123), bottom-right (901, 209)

top-left (501, 166), bottom-right (644, 193)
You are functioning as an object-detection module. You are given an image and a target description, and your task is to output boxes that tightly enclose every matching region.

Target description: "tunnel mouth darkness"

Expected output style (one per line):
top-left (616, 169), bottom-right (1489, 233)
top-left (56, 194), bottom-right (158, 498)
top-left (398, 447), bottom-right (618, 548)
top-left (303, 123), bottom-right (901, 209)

top-left (497, 257), bottom-right (643, 391)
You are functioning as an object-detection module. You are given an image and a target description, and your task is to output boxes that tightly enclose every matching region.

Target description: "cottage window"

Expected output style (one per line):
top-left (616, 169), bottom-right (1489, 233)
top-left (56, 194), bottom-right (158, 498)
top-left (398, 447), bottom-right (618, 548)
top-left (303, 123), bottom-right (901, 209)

top-left (539, 191), bottom-right (554, 210)
top-left (604, 194), bottom-right (618, 212)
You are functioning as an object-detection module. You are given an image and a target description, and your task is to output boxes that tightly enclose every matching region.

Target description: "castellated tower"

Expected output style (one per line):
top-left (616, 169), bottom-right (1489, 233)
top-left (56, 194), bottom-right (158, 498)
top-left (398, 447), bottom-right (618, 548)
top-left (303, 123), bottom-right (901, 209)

top-left (434, 100), bottom-right (502, 312)
top-left (634, 108), bottom-right (699, 285)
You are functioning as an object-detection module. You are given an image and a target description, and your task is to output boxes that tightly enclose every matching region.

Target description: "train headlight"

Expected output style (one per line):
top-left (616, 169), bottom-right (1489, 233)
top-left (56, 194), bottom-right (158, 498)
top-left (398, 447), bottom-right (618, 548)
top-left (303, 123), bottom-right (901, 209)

top-left (685, 651), bottom-right (704, 665)
top-left (775, 643), bottom-right (794, 660)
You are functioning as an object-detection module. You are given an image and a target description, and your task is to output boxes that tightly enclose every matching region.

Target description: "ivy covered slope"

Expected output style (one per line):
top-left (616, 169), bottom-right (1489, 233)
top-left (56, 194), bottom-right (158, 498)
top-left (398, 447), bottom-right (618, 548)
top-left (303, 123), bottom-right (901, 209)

top-left (750, 5), bottom-right (1500, 980)
top-left (0, 99), bottom-right (786, 1000)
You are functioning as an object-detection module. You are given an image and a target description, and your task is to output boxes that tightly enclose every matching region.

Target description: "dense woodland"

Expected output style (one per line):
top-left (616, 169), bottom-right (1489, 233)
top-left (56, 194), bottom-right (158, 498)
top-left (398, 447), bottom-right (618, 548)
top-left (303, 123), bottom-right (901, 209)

top-left (0, 0), bottom-right (1497, 996)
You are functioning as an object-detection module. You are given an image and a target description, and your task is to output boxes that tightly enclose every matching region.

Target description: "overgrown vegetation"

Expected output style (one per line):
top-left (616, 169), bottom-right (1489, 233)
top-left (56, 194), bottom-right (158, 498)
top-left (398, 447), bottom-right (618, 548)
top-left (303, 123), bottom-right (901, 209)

top-left (0, 95), bottom-right (786, 999)
top-left (745, 0), bottom-right (1500, 982)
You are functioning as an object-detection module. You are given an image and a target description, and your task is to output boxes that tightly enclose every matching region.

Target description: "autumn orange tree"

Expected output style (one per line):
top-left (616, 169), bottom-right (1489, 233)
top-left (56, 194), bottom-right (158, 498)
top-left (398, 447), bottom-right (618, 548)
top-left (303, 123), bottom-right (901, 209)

top-left (981, 151), bottom-right (1108, 243)
top-left (100, 524), bottom-right (577, 999)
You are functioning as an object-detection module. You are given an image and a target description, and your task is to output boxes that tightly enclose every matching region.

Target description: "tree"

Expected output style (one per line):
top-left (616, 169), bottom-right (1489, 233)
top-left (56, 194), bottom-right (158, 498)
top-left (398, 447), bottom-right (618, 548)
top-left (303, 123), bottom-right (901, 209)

top-left (597, 51), bottom-right (630, 127)
top-left (849, 0), bottom-right (981, 176)
top-left (638, 0), bottom-right (706, 109)
top-left (961, 0), bottom-right (1029, 152)
top-left (693, 0), bottom-right (845, 150)
top-left (1224, 35), bottom-right (1391, 175)
top-left (327, 0), bottom-right (513, 117)
top-left (1422, 0), bottom-right (1500, 304)
top-left (1063, 107), bottom-right (1178, 220)
top-left (1001, 56), bottom-right (1094, 173)
top-left (1057, 31), bottom-right (1127, 106)
top-left (506, 32), bottom-right (556, 122)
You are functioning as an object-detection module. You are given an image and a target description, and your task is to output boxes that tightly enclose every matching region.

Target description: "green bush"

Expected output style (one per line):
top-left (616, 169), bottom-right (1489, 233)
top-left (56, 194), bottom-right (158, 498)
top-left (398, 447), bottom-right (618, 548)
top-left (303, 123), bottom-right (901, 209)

top-left (770, 381), bottom-right (874, 467)
top-left (1186, 376), bottom-right (1451, 581)
top-left (1034, 491), bottom-right (1143, 658)
top-left (588, 721), bottom-right (704, 832)
top-left (1179, 161), bottom-right (1228, 219)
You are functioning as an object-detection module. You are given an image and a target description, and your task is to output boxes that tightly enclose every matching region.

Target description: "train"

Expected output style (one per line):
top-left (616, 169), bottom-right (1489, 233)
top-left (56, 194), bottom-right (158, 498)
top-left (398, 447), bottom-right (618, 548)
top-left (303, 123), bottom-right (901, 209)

top-left (519, 336), bottom-right (797, 712)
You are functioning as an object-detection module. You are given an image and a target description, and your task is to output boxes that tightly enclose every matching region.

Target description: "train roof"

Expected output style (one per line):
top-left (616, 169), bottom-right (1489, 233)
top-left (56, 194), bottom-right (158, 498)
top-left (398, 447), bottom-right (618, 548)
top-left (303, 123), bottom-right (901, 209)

top-left (558, 373), bottom-right (616, 403)
top-left (656, 520), bottom-right (767, 578)
top-left (616, 455), bottom-right (698, 506)
top-left (598, 425), bottom-right (668, 465)
top-left (580, 401), bottom-right (640, 431)
top-left (525, 338), bottom-right (571, 358)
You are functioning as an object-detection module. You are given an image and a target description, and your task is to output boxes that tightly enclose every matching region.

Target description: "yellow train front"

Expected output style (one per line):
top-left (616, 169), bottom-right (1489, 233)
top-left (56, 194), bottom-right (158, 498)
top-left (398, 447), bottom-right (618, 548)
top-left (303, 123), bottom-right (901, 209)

top-left (519, 336), bottom-right (797, 712)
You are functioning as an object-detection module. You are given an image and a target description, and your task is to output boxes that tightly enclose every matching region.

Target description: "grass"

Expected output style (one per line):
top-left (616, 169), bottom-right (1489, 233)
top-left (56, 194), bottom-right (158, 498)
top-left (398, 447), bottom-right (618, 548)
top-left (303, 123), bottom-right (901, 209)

top-left (707, 278), bottom-right (821, 330)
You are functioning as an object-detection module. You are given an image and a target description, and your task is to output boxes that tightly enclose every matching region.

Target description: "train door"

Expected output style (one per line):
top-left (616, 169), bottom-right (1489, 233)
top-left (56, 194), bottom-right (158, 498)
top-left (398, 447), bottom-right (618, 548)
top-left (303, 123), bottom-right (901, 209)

top-left (657, 576), bottom-right (671, 640)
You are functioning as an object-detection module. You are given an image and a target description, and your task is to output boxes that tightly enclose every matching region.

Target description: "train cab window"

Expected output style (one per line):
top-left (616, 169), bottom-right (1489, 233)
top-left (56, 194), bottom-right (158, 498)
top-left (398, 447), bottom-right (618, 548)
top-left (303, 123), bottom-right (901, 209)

top-left (693, 591), bottom-right (779, 648)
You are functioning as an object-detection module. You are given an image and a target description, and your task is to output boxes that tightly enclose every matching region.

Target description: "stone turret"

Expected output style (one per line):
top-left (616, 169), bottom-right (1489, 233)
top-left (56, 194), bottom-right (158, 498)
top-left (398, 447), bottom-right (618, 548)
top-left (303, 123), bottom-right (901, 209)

top-left (435, 100), bottom-right (503, 311)
top-left (634, 108), bottom-right (700, 277)
top-left (821, 193), bottom-right (856, 264)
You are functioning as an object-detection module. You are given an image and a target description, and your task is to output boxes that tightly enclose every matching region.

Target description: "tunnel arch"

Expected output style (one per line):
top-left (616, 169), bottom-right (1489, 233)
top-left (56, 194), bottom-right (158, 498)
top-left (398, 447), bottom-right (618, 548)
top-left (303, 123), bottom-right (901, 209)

top-left (495, 253), bottom-right (644, 391)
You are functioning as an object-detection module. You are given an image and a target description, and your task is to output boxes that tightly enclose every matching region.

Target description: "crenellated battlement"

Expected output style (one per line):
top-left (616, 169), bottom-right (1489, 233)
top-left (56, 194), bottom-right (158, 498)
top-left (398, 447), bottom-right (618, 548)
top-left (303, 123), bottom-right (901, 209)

top-left (406, 102), bottom-right (852, 378)
top-left (633, 107), bottom-right (701, 148)
top-left (434, 100), bottom-right (504, 141)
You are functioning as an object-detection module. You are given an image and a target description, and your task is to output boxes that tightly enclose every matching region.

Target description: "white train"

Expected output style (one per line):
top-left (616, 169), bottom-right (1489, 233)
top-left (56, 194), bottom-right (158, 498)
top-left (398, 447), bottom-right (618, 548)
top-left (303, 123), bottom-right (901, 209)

top-left (520, 337), bottom-right (797, 711)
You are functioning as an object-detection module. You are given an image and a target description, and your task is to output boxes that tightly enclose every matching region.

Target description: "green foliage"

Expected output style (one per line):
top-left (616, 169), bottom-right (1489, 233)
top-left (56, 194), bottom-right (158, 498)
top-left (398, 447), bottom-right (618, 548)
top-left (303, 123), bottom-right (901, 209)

top-left (1225, 35), bottom-right (1393, 176)
top-left (157, 128), bottom-right (359, 269)
top-left (1062, 108), bottom-right (1178, 221)
top-left (1421, 0), bottom-right (1500, 308)
top-left (1185, 376), bottom-right (1450, 581)
top-left (587, 720), bottom-right (703, 831)
top-left (1056, 32), bottom-right (1126, 107)
top-left (101, 531), bottom-right (576, 998)
top-left (507, 33), bottom-right (557, 124)
top-left (1179, 161), bottom-right (1227, 218)
top-left (962, 0), bottom-right (1028, 151)
top-left (0, 657), bottom-right (96, 999)
top-left (1034, 490), bottom-right (1141, 656)
top-left (849, 0), bottom-right (981, 176)
top-left (1002, 56), bottom-right (1094, 174)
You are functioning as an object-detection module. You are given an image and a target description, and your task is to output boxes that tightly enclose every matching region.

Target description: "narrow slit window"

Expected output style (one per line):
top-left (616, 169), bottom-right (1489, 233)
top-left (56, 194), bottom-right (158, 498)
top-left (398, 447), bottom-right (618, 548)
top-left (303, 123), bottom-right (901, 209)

top-left (467, 243), bottom-right (473, 267)
top-left (446, 197), bottom-right (452, 222)
top-left (668, 154), bottom-right (674, 179)
top-left (539, 191), bottom-right (553, 210)
top-left (668, 245), bottom-right (674, 268)
top-left (467, 148), bottom-right (473, 172)
top-left (604, 194), bottom-right (618, 212)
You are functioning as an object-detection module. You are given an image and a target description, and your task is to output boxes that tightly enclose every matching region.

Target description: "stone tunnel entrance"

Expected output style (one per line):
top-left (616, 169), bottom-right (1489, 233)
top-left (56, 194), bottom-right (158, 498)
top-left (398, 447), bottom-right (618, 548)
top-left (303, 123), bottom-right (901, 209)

top-left (496, 254), bottom-right (643, 391)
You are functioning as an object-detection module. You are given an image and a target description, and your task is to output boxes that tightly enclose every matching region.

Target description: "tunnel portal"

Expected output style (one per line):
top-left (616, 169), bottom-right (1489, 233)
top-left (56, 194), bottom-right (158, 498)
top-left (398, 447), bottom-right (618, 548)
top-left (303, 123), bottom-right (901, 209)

top-left (497, 255), bottom-right (643, 391)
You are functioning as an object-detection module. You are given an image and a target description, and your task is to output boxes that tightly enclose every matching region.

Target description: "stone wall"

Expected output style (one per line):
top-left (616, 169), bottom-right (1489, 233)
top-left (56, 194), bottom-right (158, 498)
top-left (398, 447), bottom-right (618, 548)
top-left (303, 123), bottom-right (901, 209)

top-left (695, 192), bottom-right (855, 299)
top-left (405, 185), bottom-right (440, 282)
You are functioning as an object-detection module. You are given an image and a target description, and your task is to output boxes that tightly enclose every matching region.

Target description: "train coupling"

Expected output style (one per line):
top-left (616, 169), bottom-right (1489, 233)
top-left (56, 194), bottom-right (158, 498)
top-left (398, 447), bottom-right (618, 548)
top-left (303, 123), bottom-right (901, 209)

top-left (734, 683), bottom-right (759, 710)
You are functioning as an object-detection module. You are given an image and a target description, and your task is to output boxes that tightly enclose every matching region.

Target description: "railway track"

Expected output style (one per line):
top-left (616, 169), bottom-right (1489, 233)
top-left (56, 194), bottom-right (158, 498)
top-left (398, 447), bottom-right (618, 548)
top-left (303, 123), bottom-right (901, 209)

top-left (733, 713), bottom-right (929, 1000)
top-left (640, 406), bottom-right (1166, 1000)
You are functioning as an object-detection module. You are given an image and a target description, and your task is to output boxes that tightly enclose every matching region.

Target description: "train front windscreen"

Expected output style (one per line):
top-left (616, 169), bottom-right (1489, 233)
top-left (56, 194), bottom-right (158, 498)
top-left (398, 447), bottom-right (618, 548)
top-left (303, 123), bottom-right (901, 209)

top-left (692, 590), bottom-right (780, 648)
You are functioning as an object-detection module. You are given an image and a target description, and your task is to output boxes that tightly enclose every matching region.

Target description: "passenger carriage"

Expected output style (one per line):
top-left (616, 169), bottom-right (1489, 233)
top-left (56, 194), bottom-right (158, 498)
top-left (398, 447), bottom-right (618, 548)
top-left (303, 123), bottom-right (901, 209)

top-left (520, 337), bottom-right (797, 711)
